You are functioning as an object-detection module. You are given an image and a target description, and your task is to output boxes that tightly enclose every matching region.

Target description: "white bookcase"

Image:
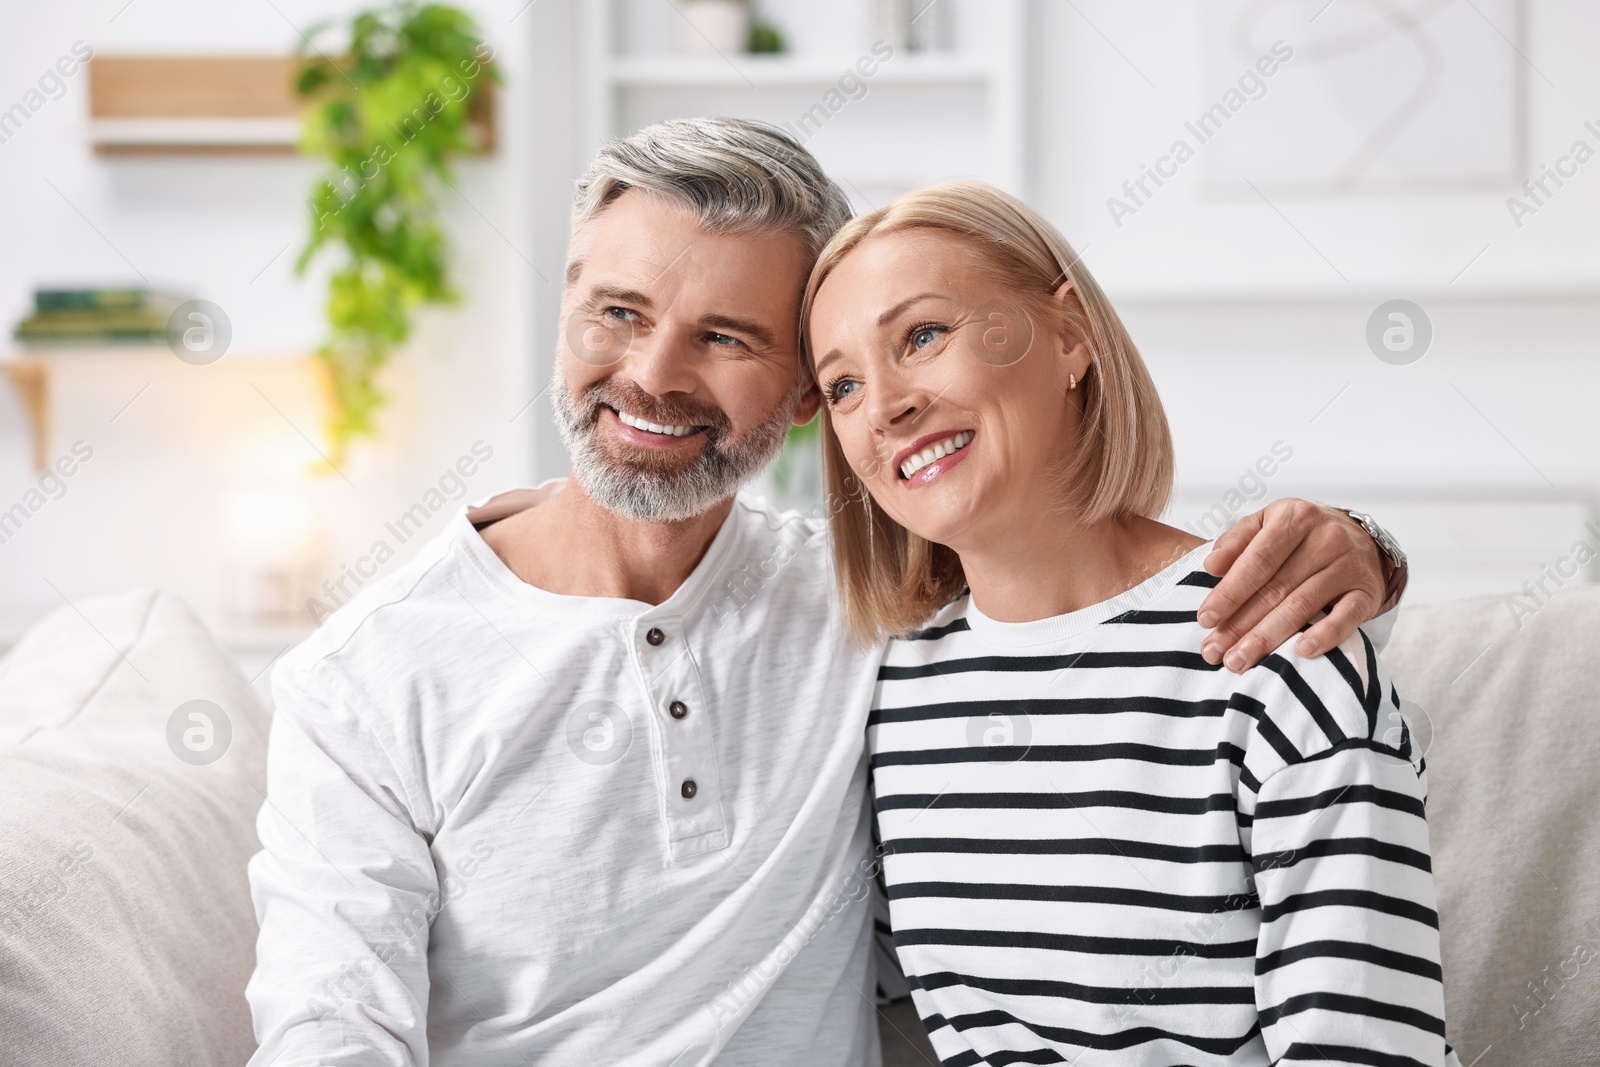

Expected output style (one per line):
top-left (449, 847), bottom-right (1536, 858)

top-left (583, 0), bottom-right (1029, 208)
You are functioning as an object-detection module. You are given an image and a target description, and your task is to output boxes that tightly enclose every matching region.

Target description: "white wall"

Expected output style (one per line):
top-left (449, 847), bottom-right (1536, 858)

top-left (0, 0), bottom-right (540, 640)
top-left (3, 0), bottom-right (1596, 646)
top-left (1025, 0), bottom-right (1600, 601)
top-left (1032, 1), bottom-right (1600, 296)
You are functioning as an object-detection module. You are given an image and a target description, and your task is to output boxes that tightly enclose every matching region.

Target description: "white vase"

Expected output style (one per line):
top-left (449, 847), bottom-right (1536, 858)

top-left (872, 0), bottom-right (911, 53)
top-left (907, 0), bottom-right (951, 52)
top-left (675, 0), bottom-right (750, 57)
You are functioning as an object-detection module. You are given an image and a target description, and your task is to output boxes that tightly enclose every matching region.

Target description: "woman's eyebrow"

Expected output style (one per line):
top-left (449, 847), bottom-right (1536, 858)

top-left (812, 291), bottom-right (945, 377)
top-left (877, 292), bottom-right (943, 326)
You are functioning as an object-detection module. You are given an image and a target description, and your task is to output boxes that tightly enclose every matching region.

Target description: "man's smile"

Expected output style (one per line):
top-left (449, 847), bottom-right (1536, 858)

top-left (602, 405), bottom-right (710, 448)
top-left (612, 407), bottom-right (706, 437)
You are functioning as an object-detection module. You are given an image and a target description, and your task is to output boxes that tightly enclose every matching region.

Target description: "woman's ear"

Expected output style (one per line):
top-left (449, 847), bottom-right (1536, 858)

top-left (1050, 278), bottom-right (1093, 392)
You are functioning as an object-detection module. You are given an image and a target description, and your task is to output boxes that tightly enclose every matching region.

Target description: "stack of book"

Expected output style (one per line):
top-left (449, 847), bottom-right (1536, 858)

top-left (13, 288), bottom-right (189, 347)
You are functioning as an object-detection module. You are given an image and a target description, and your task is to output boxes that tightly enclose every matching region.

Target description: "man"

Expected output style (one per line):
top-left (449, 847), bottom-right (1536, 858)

top-left (246, 118), bottom-right (1406, 1066)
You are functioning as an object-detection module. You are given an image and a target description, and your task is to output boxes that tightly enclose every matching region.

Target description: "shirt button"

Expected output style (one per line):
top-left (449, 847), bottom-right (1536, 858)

top-left (669, 700), bottom-right (689, 720)
top-left (646, 627), bottom-right (665, 646)
top-left (681, 779), bottom-right (697, 799)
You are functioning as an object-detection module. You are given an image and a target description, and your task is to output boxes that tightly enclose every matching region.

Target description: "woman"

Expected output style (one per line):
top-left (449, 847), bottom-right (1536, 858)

top-left (802, 181), bottom-right (1461, 1066)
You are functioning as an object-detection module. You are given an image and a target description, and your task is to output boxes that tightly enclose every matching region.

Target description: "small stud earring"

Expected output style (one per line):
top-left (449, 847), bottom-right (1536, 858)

top-left (1068, 373), bottom-right (1077, 391)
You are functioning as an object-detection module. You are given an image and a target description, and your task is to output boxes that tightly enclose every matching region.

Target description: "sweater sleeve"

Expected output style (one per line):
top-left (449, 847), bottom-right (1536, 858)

top-left (1250, 740), bottom-right (1462, 1067)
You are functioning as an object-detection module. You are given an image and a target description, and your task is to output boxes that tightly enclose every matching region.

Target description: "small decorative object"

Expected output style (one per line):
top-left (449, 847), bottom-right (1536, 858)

top-left (675, 0), bottom-right (751, 57)
top-left (874, 0), bottom-right (952, 53)
top-left (748, 19), bottom-right (785, 54)
top-left (871, 0), bottom-right (911, 52)
top-left (294, 2), bottom-right (498, 465)
top-left (907, 0), bottom-right (953, 52)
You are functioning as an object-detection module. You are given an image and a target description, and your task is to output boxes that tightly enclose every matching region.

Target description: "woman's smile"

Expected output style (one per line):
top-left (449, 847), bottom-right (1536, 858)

top-left (894, 429), bottom-right (975, 486)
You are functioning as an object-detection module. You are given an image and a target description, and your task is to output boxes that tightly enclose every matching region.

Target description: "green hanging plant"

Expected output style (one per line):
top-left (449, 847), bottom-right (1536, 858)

top-left (293, 2), bottom-right (497, 466)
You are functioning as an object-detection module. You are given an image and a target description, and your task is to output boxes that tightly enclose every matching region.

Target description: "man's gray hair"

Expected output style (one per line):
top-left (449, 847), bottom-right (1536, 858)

top-left (572, 117), bottom-right (853, 261)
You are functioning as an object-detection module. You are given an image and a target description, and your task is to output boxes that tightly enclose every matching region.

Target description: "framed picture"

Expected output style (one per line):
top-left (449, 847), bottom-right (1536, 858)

top-left (1201, 0), bottom-right (1525, 194)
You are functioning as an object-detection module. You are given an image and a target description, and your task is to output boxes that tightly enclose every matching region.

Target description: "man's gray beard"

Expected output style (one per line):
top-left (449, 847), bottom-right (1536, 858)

top-left (550, 367), bottom-right (798, 524)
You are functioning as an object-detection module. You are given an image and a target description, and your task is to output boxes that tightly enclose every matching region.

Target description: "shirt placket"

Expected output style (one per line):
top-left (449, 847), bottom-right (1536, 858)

top-left (634, 617), bottom-right (728, 857)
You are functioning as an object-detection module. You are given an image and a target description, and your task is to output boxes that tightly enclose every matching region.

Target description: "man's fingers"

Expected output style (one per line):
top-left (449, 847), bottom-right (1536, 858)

top-left (1217, 565), bottom-right (1354, 672)
top-left (1197, 498), bottom-right (1392, 669)
top-left (1202, 509), bottom-right (1263, 580)
top-left (1198, 502), bottom-right (1313, 629)
top-left (1216, 550), bottom-right (1344, 668)
top-left (1199, 541), bottom-right (1317, 663)
top-left (1219, 569), bottom-right (1380, 673)
top-left (1295, 592), bottom-right (1375, 659)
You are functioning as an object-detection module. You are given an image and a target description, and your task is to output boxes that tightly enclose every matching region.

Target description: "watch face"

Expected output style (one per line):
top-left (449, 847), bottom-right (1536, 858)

top-left (1374, 527), bottom-right (1405, 567)
top-left (1350, 511), bottom-right (1405, 568)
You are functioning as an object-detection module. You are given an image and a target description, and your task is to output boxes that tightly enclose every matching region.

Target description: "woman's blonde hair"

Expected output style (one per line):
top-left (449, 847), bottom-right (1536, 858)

top-left (800, 180), bottom-right (1174, 644)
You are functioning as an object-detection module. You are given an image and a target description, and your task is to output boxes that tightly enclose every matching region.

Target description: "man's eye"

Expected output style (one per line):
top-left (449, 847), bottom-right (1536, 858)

top-left (911, 325), bottom-right (947, 349)
top-left (706, 332), bottom-right (742, 348)
top-left (604, 307), bottom-right (640, 323)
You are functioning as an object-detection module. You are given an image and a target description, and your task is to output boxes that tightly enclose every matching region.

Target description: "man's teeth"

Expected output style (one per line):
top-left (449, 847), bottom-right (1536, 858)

top-left (900, 431), bottom-right (974, 479)
top-left (616, 409), bottom-right (699, 437)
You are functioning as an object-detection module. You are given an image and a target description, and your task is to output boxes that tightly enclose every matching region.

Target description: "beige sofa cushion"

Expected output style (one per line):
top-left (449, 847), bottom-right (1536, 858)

top-left (0, 589), bottom-right (266, 1067)
top-left (1385, 585), bottom-right (1600, 1066)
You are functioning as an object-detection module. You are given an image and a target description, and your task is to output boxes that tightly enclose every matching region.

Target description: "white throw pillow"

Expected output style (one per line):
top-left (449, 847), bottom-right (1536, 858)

top-left (0, 588), bottom-right (267, 1066)
top-left (1386, 585), bottom-right (1600, 1067)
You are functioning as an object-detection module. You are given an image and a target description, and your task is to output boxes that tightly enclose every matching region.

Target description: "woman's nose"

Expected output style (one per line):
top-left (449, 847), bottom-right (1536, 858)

top-left (866, 372), bottom-right (921, 434)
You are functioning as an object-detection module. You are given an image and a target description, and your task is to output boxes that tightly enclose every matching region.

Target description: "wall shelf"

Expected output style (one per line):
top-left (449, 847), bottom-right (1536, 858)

top-left (1, 362), bottom-right (48, 474)
top-left (586, 0), bottom-right (1027, 198)
top-left (2, 348), bottom-right (322, 473)
top-left (88, 117), bottom-right (306, 154)
top-left (605, 54), bottom-right (996, 88)
top-left (86, 55), bottom-right (496, 155)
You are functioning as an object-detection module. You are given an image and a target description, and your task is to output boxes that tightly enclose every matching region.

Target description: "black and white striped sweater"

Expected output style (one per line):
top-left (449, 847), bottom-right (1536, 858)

top-left (868, 542), bottom-right (1462, 1067)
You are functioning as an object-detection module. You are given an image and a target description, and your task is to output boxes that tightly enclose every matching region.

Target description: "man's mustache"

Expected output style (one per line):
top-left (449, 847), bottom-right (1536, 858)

top-left (578, 379), bottom-right (732, 437)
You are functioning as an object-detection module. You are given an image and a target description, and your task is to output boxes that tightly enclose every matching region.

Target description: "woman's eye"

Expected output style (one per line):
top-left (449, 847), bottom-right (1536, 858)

top-left (911, 325), bottom-right (947, 349)
top-left (829, 379), bottom-right (859, 403)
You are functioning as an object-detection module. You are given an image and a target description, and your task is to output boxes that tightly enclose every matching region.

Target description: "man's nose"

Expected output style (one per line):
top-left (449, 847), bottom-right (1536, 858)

top-left (625, 324), bottom-right (701, 398)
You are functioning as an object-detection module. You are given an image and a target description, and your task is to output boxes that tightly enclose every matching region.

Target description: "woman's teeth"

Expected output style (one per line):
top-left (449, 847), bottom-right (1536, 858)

top-left (900, 430), bottom-right (974, 479)
top-left (616, 409), bottom-right (699, 437)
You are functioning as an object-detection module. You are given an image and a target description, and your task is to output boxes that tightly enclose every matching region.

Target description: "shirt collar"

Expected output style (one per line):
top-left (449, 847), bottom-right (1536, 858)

top-left (452, 480), bottom-right (748, 625)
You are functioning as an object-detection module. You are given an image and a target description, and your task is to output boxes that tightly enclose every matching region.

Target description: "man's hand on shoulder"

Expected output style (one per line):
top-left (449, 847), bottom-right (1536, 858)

top-left (1196, 499), bottom-right (1399, 674)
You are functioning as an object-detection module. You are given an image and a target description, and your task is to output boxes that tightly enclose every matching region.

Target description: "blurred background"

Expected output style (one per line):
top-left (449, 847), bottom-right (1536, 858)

top-left (2, 0), bottom-right (1597, 690)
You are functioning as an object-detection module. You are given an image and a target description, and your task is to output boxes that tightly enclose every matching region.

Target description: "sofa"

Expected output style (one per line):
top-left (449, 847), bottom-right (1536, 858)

top-left (2, 586), bottom-right (1597, 1065)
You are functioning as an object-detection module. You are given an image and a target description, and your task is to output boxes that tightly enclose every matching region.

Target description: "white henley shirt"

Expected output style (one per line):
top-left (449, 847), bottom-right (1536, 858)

top-left (245, 482), bottom-right (886, 1066)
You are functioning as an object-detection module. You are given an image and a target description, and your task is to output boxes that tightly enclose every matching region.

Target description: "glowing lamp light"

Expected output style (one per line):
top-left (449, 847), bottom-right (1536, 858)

top-left (222, 486), bottom-right (324, 625)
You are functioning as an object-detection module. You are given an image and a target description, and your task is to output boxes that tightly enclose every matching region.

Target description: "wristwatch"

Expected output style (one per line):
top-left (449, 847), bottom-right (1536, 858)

top-left (1343, 509), bottom-right (1408, 610)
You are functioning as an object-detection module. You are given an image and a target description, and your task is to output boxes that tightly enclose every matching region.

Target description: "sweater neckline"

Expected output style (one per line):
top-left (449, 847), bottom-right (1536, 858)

top-left (962, 541), bottom-right (1214, 649)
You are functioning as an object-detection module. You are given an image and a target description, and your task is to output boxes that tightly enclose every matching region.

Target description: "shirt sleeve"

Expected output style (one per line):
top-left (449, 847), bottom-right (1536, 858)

top-left (245, 652), bottom-right (440, 1067)
top-left (1250, 742), bottom-right (1461, 1067)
